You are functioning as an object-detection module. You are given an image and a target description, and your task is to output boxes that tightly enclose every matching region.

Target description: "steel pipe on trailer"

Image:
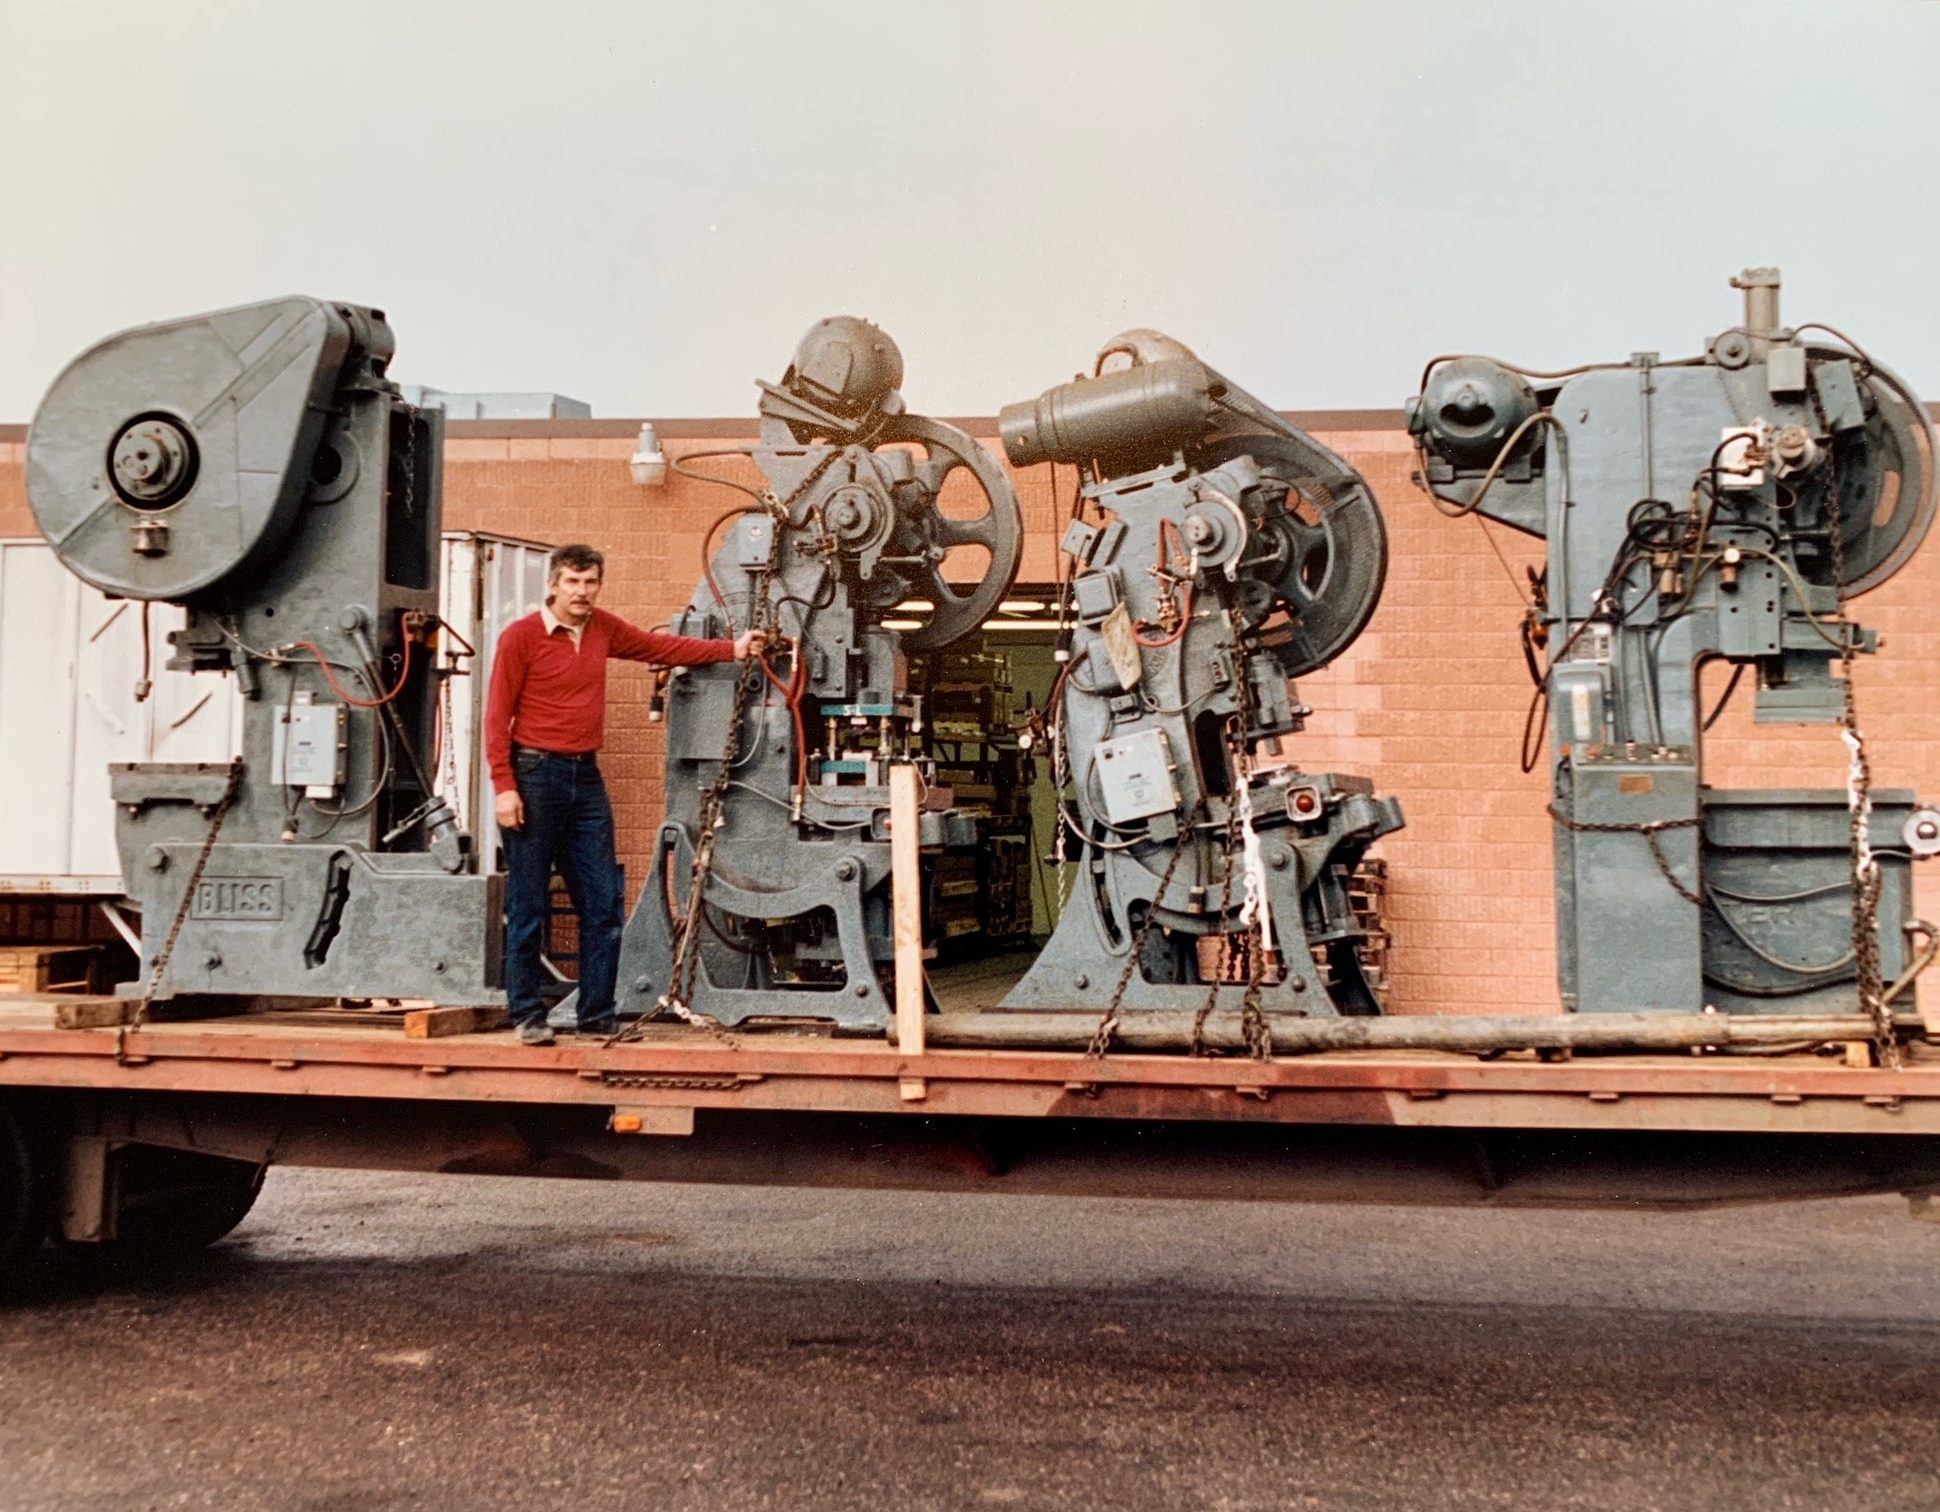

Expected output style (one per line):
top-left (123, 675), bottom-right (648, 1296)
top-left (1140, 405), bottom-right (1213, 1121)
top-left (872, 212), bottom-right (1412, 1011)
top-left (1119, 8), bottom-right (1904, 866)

top-left (923, 1011), bottom-right (1930, 1056)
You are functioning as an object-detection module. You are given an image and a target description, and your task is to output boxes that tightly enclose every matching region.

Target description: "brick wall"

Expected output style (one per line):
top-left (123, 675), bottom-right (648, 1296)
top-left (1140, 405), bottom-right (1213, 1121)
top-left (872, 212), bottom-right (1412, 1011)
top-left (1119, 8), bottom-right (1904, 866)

top-left (5, 424), bottom-right (1936, 1015)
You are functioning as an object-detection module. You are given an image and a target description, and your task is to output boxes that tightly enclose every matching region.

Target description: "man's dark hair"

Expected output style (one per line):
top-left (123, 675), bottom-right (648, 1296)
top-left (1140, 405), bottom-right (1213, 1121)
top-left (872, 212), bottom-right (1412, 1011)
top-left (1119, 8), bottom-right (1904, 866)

top-left (549, 543), bottom-right (605, 578)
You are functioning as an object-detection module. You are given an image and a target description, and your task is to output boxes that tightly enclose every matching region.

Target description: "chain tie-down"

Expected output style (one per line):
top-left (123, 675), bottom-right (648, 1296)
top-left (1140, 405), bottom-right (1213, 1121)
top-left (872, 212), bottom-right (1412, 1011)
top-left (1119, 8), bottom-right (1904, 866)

top-left (118, 757), bottom-right (246, 1061)
top-left (1824, 446), bottom-right (1898, 1068)
top-left (1544, 806), bottom-right (1705, 906)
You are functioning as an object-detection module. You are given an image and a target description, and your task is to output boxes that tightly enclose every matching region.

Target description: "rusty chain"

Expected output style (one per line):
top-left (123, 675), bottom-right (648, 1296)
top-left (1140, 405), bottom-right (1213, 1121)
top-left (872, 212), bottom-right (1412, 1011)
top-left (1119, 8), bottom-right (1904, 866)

top-left (1796, 372), bottom-right (1898, 1067)
top-left (1543, 806), bottom-right (1705, 906)
top-left (1229, 660), bottom-right (1273, 1061)
top-left (1191, 789), bottom-right (1244, 1058)
top-left (1085, 823), bottom-right (1194, 1059)
top-left (1239, 920), bottom-right (1272, 1059)
top-left (1822, 447), bottom-right (1898, 1067)
top-left (1189, 645), bottom-right (1273, 1060)
top-left (618, 558), bottom-right (773, 1049)
top-left (1099, 602), bottom-right (1273, 1061)
top-left (662, 595), bottom-right (770, 1031)
top-left (1189, 801), bottom-right (1274, 1059)
top-left (401, 405), bottom-right (418, 525)
top-left (124, 757), bottom-right (246, 1051)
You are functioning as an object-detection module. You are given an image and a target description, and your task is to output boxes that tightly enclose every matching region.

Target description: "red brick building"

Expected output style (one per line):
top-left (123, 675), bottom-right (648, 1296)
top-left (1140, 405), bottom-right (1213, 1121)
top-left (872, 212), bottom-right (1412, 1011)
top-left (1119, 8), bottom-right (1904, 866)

top-left (4, 414), bottom-right (1935, 1015)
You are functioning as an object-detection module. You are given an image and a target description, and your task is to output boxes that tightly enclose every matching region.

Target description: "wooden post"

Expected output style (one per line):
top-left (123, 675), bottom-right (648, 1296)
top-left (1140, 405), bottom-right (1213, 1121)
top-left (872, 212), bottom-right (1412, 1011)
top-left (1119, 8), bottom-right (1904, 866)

top-left (889, 762), bottom-right (927, 1096)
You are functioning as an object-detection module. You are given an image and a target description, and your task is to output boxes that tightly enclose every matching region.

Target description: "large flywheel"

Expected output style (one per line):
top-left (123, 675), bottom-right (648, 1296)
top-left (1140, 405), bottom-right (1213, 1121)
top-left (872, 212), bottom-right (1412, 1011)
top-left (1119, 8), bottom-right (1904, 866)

top-left (1196, 432), bottom-right (1388, 677)
top-left (1816, 349), bottom-right (1937, 596)
top-left (877, 413), bottom-right (1024, 650)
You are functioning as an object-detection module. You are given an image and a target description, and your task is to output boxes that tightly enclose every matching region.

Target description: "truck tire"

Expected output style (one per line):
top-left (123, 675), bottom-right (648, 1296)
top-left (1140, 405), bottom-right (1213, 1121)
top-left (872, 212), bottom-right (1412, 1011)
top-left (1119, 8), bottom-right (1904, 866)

top-left (106, 1146), bottom-right (265, 1261)
top-left (0, 1101), bottom-right (47, 1287)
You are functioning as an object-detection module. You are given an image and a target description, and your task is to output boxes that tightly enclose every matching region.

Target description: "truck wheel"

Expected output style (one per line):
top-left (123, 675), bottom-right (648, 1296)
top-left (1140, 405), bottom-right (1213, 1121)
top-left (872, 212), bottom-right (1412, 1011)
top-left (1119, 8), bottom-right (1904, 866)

top-left (0, 1101), bottom-right (47, 1287)
top-left (106, 1146), bottom-right (265, 1260)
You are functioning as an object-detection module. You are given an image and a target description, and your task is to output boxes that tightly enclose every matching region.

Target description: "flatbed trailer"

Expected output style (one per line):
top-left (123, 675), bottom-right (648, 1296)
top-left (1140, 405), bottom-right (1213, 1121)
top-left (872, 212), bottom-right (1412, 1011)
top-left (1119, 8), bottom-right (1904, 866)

top-left (7, 287), bottom-right (1939, 1283)
top-left (4, 987), bottom-right (1940, 1277)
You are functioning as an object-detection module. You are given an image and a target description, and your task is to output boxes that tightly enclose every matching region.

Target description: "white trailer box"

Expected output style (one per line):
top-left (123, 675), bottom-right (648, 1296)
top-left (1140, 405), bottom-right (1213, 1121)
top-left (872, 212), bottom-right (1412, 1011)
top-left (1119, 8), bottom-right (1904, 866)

top-left (438, 532), bottom-right (555, 865)
top-left (0, 532), bottom-right (553, 895)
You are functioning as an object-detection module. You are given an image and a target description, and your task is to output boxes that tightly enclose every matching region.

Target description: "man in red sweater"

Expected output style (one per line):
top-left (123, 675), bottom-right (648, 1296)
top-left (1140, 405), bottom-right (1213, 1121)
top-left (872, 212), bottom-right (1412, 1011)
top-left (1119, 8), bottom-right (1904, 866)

top-left (486, 543), bottom-right (764, 1044)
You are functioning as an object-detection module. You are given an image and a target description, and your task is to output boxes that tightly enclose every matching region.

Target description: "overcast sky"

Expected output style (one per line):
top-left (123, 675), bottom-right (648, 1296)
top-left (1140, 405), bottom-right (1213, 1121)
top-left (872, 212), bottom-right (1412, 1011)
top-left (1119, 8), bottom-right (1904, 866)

top-left (2, 0), bottom-right (1935, 422)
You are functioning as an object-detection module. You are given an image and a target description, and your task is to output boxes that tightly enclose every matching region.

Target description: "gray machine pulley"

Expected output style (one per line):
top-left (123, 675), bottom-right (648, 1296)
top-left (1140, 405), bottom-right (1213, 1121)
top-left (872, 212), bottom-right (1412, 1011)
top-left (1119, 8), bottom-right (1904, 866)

top-left (25, 297), bottom-right (380, 602)
top-left (1195, 433), bottom-right (1387, 678)
top-left (1815, 356), bottom-right (1934, 596)
top-left (871, 412), bottom-right (1024, 650)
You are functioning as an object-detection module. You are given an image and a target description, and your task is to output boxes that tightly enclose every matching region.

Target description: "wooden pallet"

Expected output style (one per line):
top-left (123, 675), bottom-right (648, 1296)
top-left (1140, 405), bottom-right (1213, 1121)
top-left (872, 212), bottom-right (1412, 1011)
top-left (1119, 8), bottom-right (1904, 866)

top-left (0, 944), bottom-right (101, 995)
top-left (0, 990), bottom-right (509, 1037)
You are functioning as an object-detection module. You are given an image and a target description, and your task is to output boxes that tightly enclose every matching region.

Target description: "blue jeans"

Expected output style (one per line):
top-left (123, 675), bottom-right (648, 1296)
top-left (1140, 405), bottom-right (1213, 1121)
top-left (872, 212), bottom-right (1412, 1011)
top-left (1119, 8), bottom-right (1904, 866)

top-left (503, 750), bottom-right (623, 1029)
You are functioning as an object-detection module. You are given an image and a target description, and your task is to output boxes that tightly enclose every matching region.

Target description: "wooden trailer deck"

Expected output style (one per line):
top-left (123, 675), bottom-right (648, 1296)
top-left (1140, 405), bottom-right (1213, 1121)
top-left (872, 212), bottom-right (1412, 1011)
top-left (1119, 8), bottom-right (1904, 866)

top-left (8, 945), bottom-right (1940, 1220)
top-left (2, 997), bottom-right (1938, 1139)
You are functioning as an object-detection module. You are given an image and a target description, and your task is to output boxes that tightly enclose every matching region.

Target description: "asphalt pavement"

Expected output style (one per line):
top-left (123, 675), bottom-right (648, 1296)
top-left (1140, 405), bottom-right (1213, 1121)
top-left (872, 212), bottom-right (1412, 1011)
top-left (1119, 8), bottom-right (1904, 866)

top-left (2, 1167), bottom-right (1937, 1510)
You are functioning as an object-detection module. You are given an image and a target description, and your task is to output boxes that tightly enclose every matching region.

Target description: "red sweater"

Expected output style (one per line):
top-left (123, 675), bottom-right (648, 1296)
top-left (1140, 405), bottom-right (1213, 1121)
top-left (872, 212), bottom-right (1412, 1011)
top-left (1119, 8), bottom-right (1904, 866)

top-left (486, 608), bottom-right (734, 791)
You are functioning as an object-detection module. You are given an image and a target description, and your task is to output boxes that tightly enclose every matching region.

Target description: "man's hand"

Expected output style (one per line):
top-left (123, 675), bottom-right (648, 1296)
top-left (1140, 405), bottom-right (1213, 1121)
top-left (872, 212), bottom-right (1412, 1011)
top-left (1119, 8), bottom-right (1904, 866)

top-left (734, 629), bottom-right (771, 661)
top-left (495, 790), bottom-right (525, 831)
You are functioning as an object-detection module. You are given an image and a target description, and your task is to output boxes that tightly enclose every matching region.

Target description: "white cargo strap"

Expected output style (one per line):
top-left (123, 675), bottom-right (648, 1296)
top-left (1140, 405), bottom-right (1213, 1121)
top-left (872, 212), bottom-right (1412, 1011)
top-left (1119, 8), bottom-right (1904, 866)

top-left (1235, 768), bottom-right (1276, 956)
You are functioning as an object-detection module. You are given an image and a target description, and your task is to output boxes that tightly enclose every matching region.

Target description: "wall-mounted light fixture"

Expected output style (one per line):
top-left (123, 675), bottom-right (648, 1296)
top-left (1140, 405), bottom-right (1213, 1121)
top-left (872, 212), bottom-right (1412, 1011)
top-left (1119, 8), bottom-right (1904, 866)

top-left (628, 422), bottom-right (667, 487)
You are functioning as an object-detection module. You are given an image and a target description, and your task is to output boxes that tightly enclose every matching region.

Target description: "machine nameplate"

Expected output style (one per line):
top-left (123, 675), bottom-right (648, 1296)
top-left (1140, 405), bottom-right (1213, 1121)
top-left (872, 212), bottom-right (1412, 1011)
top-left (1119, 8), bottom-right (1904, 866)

top-left (192, 877), bottom-right (285, 921)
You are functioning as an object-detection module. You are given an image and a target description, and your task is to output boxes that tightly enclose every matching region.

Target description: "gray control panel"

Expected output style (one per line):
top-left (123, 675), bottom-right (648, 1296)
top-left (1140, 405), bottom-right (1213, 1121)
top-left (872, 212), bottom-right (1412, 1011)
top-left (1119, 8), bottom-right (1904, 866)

top-left (273, 691), bottom-right (346, 795)
top-left (1093, 728), bottom-right (1179, 825)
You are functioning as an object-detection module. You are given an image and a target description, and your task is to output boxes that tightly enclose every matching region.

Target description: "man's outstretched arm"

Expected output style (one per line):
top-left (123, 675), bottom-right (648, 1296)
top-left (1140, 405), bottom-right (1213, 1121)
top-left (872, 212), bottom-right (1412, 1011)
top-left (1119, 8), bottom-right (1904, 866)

top-left (601, 611), bottom-right (766, 665)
